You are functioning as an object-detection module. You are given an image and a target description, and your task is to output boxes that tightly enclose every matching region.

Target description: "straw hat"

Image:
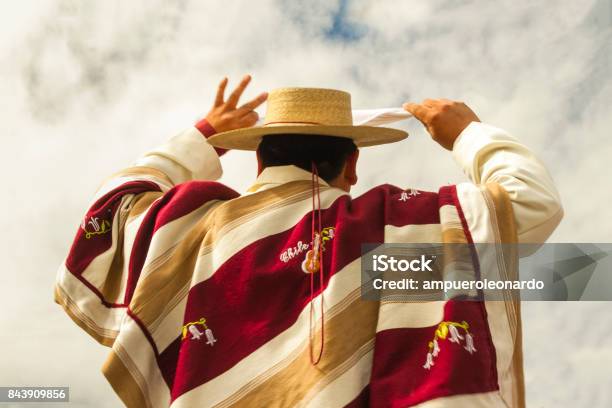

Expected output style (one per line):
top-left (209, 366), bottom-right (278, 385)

top-left (207, 87), bottom-right (408, 151)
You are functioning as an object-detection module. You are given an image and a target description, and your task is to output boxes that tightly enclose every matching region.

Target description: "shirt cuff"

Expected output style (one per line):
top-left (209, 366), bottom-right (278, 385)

top-left (196, 118), bottom-right (228, 156)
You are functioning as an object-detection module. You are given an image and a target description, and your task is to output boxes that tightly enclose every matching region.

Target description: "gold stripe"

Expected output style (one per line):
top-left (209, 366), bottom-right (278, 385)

top-left (246, 183), bottom-right (266, 193)
top-left (100, 214), bottom-right (127, 303)
top-left (482, 182), bottom-right (524, 408)
top-left (54, 285), bottom-right (117, 347)
top-left (482, 182), bottom-right (519, 315)
top-left (209, 180), bottom-right (322, 238)
top-left (127, 191), bottom-right (164, 223)
top-left (483, 183), bottom-right (518, 245)
top-left (300, 339), bottom-right (374, 406)
top-left (442, 227), bottom-right (468, 244)
top-left (222, 298), bottom-right (379, 408)
top-left (102, 349), bottom-right (151, 408)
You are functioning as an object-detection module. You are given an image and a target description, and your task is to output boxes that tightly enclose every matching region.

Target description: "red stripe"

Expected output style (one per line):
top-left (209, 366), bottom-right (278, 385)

top-left (164, 184), bottom-right (441, 400)
top-left (158, 337), bottom-right (182, 387)
top-left (437, 185), bottom-right (458, 208)
top-left (152, 181), bottom-right (238, 235)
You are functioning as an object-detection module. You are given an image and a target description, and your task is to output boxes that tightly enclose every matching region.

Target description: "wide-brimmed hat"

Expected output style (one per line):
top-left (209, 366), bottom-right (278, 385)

top-left (206, 87), bottom-right (408, 151)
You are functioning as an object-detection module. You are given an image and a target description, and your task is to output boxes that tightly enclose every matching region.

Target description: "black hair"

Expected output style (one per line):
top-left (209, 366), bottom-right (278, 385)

top-left (257, 134), bottom-right (357, 183)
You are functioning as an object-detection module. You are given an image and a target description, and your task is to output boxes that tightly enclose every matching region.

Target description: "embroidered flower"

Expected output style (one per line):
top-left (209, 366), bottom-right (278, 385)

top-left (205, 328), bottom-right (217, 346)
top-left (182, 317), bottom-right (216, 346)
top-left (188, 325), bottom-right (204, 340)
top-left (464, 333), bottom-right (477, 354)
top-left (81, 215), bottom-right (111, 239)
top-left (422, 320), bottom-right (476, 370)
top-left (399, 189), bottom-right (420, 202)
top-left (448, 324), bottom-right (464, 343)
top-left (432, 339), bottom-right (440, 357)
top-left (423, 352), bottom-right (434, 369)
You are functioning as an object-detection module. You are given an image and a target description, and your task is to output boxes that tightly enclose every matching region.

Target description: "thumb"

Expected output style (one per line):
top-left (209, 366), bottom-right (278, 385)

top-left (402, 102), bottom-right (416, 112)
top-left (402, 102), bottom-right (429, 122)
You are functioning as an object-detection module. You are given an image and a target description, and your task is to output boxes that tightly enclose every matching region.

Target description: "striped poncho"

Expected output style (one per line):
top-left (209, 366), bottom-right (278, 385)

top-left (56, 121), bottom-right (562, 407)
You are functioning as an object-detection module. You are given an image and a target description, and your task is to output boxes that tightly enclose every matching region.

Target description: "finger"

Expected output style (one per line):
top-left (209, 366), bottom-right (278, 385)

top-left (214, 77), bottom-right (228, 107)
top-left (237, 92), bottom-right (268, 114)
top-left (227, 74), bottom-right (252, 108)
top-left (238, 111), bottom-right (260, 127)
top-left (403, 102), bottom-right (432, 121)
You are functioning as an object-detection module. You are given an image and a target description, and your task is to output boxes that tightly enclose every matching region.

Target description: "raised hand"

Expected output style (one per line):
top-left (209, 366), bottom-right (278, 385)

top-left (403, 99), bottom-right (480, 150)
top-left (205, 75), bottom-right (268, 133)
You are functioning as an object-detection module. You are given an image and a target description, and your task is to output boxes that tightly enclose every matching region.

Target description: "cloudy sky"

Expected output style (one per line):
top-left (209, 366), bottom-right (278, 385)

top-left (1, 0), bottom-right (611, 406)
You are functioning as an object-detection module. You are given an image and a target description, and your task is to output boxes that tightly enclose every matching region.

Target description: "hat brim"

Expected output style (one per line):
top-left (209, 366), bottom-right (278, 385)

top-left (206, 124), bottom-right (408, 151)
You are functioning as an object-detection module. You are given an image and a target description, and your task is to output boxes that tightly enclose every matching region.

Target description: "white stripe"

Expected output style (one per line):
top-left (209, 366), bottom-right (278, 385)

top-left (113, 315), bottom-right (171, 408)
top-left (411, 391), bottom-right (506, 407)
top-left (380, 224), bottom-right (446, 331)
top-left (455, 184), bottom-right (494, 242)
top-left (56, 264), bottom-right (125, 334)
top-left (152, 295), bottom-right (187, 352)
top-left (384, 224), bottom-right (443, 243)
top-left (439, 204), bottom-right (463, 230)
top-left (377, 301), bottom-right (446, 332)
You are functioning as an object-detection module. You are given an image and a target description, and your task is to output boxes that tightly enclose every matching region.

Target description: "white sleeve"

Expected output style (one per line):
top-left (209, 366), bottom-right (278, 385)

top-left (452, 122), bottom-right (563, 243)
top-left (133, 127), bottom-right (223, 185)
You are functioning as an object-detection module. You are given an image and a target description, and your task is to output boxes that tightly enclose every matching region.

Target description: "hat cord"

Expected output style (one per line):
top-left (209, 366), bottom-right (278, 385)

top-left (309, 162), bottom-right (325, 365)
